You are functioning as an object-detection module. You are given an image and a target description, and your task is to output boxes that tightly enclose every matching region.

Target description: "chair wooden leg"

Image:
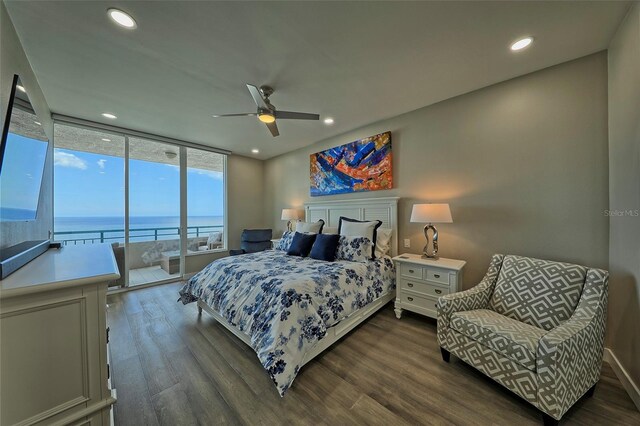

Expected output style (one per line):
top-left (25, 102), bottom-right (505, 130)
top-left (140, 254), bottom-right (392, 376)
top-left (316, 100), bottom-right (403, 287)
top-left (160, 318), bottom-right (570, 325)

top-left (440, 347), bottom-right (450, 363)
top-left (585, 384), bottom-right (596, 398)
top-left (542, 413), bottom-right (559, 426)
top-left (198, 306), bottom-right (203, 315)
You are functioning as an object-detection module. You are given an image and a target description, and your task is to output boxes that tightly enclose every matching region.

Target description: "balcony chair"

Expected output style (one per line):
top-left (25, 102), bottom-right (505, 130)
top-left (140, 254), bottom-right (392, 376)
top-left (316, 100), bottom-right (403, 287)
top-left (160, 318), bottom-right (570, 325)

top-left (109, 242), bottom-right (125, 287)
top-left (197, 231), bottom-right (223, 252)
top-left (229, 229), bottom-right (272, 256)
top-left (436, 254), bottom-right (608, 425)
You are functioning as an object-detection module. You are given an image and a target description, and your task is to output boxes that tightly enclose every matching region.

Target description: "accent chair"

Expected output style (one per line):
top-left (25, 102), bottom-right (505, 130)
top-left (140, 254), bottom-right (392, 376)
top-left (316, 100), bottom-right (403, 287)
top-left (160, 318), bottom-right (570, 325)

top-left (229, 229), bottom-right (273, 256)
top-left (436, 254), bottom-right (608, 425)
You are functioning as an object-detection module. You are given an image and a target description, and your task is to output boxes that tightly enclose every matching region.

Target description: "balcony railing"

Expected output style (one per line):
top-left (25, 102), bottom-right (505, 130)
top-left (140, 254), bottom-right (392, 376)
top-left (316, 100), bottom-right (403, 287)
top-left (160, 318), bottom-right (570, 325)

top-left (54, 225), bottom-right (223, 245)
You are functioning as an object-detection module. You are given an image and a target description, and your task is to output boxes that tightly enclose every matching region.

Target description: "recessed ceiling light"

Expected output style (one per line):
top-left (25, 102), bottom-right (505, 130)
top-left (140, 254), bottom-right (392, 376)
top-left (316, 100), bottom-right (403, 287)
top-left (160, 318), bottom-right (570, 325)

top-left (324, 117), bottom-right (334, 125)
top-left (107, 8), bottom-right (137, 29)
top-left (102, 113), bottom-right (117, 119)
top-left (101, 138), bottom-right (111, 142)
top-left (34, 121), bottom-right (41, 125)
top-left (16, 85), bottom-right (26, 93)
top-left (251, 149), bottom-right (260, 154)
top-left (511, 37), bottom-right (533, 51)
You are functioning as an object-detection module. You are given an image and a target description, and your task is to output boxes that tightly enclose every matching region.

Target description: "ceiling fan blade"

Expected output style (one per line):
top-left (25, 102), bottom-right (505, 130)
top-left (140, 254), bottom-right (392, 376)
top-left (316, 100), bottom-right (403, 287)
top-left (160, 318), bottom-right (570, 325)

top-left (246, 84), bottom-right (269, 109)
top-left (275, 111), bottom-right (320, 120)
top-left (212, 113), bottom-right (257, 118)
top-left (266, 121), bottom-right (279, 137)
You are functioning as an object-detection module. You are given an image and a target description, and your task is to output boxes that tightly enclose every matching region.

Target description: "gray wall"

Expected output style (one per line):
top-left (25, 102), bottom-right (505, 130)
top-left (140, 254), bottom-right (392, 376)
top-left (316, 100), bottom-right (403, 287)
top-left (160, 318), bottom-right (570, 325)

top-left (607, 3), bottom-right (640, 391)
top-left (1, 2), bottom-right (54, 249)
top-left (264, 52), bottom-right (610, 288)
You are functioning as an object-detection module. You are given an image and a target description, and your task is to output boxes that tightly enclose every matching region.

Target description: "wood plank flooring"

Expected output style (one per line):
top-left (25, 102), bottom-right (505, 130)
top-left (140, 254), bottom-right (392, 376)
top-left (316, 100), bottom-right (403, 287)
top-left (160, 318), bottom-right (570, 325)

top-left (107, 282), bottom-right (640, 425)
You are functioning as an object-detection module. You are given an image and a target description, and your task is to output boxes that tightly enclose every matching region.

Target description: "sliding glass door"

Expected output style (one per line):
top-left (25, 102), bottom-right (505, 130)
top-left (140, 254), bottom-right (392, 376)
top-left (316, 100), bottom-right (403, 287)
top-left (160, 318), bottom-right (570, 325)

top-left (53, 124), bottom-right (127, 288)
top-left (127, 138), bottom-right (182, 286)
top-left (53, 121), bottom-right (227, 289)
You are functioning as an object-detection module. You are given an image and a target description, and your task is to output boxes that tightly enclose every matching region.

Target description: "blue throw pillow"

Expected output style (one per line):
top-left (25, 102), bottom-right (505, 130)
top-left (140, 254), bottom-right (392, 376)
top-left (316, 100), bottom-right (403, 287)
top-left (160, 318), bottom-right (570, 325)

top-left (287, 232), bottom-right (317, 257)
top-left (309, 233), bottom-right (341, 262)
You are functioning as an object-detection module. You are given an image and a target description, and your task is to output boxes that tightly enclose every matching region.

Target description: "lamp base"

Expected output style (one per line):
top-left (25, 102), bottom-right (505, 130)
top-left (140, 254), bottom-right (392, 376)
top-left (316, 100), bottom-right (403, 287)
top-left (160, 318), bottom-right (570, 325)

top-left (422, 223), bottom-right (439, 258)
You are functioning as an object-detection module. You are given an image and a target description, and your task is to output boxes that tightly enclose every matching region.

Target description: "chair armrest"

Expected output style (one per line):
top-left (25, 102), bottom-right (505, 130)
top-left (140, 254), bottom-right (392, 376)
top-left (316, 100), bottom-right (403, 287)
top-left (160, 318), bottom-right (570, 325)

top-left (536, 268), bottom-right (608, 420)
top-left (229, 249), bottom-right (245, 256)
top-left (436, 254), bottom-right (504, 345)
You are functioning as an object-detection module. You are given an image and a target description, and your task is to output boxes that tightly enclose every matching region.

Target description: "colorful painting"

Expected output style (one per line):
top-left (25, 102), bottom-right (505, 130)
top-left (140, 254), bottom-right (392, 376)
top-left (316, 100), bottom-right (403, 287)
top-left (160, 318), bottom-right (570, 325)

top-left (310, 131), bottom-right (392, 196)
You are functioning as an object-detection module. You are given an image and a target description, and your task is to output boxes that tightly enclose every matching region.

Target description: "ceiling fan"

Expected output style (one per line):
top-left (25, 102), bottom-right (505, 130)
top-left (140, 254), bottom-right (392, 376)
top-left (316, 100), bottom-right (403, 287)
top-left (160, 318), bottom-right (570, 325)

top-left (212, 84), bottom-right (320, 137)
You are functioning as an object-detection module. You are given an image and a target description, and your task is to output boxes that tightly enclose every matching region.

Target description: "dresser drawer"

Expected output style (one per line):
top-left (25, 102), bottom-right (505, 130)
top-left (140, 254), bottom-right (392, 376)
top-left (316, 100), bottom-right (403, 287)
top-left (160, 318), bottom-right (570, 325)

top-left (401, 279), bottom-right (449, 297)
top-left (401, 264), bottom-right (423, 279)
top-left (425, 268), bottom-right (449, 285)
top-left (400, 292), bottom-right (439, 315)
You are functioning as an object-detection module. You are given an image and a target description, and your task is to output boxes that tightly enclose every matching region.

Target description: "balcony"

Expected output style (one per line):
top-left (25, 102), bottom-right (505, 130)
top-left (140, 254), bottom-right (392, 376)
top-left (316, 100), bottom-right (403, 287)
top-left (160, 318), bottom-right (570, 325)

top-left (53, 225), bottom-right (223, 287)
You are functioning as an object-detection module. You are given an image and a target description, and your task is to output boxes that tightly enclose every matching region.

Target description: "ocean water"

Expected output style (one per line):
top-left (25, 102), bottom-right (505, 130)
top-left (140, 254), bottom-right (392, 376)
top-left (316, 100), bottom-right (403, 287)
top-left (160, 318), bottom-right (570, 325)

top-left (54, 216), bottom-right (223, 244)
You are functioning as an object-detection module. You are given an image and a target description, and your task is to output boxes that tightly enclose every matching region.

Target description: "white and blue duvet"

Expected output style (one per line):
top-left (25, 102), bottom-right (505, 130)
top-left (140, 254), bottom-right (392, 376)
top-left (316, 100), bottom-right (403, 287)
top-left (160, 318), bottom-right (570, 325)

top-left (179, 249), bottom-right (395, 396)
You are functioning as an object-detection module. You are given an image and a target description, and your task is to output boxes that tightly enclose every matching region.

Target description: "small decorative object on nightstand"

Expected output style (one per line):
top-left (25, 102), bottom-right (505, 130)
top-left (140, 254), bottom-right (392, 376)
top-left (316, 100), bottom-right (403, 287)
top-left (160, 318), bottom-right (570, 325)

top-left (410, 203), bottom-right (452, 258)
top-left (392, 253), bottom-right (465, 319)
top-left (281, 208), bottom-right (304, 232)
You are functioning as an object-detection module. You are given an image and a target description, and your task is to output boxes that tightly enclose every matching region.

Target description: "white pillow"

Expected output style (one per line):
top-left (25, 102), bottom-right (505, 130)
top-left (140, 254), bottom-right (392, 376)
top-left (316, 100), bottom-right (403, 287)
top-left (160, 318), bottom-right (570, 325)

top-left (338, 217), bottom-right (382, 258)
top-left (295, 219), bottom-right (324, 234)
top-left (322, 226), bottom-right (339, 235)
top-left (375, 228), bottom-right (392, 258)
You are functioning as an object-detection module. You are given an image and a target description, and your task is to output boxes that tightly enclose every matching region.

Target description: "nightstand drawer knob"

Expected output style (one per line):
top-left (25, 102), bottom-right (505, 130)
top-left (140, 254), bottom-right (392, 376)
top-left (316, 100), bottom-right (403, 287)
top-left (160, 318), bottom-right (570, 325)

top-left (409, 269), bottom-right (415, 273)
top-left (434, 274), bottom-right (441, 278)
top-left (407, 296), bottom-right (414, 302)
top-left (435, 289), bottom-right (442, 294)
top-left (408, 283), bottom-right (414, 288)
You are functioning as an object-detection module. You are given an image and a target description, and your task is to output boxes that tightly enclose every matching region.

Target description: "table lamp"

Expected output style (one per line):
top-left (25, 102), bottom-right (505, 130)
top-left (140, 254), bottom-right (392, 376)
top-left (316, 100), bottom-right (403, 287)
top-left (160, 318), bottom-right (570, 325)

top-left (281, 208), bottom-right (304, 232)
top-left (410, 203), bottom-right (453, 258)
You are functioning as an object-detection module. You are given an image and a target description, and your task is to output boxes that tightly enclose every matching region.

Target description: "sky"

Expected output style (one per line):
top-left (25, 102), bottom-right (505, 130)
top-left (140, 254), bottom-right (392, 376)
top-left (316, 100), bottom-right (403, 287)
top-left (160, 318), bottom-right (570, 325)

top-left (0, 133), bottom-right (48, 215)
top-left (53, 148), bottom-right (224, 218)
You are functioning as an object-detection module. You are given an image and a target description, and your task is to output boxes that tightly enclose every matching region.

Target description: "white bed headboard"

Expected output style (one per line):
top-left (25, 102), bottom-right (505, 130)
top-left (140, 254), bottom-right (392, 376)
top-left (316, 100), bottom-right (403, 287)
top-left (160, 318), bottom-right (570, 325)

top-left (304, 197), bottom-right (400, 257)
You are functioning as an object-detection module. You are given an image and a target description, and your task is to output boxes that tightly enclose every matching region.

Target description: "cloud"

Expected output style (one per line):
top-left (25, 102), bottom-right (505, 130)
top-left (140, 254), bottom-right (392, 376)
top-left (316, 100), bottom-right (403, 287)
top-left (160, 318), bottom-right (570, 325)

top-left (54, 150), bottom-right (87, 170)
top-left (193, 169), bottom-right (223, 180)
top-left (97, 159), bottom-right (106, 169)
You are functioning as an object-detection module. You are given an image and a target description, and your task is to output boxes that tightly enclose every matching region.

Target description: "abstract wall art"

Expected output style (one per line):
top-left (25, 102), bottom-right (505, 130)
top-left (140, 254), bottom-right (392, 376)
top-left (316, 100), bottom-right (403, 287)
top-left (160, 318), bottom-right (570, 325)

top-left (310, 131), bottom-right (392, 196)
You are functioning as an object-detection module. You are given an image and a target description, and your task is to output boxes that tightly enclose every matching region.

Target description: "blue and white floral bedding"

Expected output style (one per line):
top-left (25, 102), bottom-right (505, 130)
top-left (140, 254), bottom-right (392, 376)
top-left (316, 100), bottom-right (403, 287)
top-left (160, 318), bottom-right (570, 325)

top-left (178, 249), bottom-right (395, 396)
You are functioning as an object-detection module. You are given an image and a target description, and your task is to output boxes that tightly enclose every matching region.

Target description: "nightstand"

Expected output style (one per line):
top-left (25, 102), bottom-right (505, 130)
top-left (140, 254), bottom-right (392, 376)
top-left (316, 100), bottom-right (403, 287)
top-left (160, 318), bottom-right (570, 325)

top-left (392, 254), bottom-right (466, 319)
top-left (271, 238), bottom-right (281, 249)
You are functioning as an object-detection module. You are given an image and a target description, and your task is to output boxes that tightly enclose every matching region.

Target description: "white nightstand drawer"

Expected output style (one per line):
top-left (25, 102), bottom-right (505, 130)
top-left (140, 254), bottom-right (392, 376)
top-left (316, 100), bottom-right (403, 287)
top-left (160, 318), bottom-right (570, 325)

top-left (393, 254), bottom-right (465, 320)
top-left (425, 268), bottom-right (449, 285)
top-left (401, 264), bottom-right (423, 279)
top-left (401, 279), bottom-right (449, 298)
top-left (400, 291), bottom-right (439, 315)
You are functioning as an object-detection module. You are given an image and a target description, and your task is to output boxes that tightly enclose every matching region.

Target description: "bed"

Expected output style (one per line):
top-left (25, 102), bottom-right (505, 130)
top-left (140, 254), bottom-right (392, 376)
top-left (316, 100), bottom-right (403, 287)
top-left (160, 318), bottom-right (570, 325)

top-left (179, 197), bottom-right (399, 395)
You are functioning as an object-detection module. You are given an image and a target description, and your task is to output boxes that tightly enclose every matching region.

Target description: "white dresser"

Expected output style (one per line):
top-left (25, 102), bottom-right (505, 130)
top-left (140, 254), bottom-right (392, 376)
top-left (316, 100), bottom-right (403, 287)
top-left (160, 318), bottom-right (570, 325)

top-left (392, 254), bottom-right (466, 319)
top-left (0, 244), bottom-right (119, 426)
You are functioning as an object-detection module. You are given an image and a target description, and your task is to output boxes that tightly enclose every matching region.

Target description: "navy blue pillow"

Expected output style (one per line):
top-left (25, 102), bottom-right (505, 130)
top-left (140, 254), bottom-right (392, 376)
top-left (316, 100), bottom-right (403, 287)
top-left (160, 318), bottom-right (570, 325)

top-left (309, 233), bottom-right (341, 262)
top-left (286, 232), bottom-right (317, 257)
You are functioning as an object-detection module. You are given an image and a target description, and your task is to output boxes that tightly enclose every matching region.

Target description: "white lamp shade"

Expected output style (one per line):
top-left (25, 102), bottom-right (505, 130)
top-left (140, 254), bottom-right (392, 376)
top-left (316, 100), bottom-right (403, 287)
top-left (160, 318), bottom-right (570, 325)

top-left (410, 203), bottom-right (453, 223)
top-left (281, 208), bottom-right (304, 221)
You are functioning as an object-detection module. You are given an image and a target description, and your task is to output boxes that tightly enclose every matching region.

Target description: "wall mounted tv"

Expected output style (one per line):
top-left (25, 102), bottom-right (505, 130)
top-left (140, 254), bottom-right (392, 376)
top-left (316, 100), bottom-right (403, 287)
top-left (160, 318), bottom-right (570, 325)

top-left (0, 75), bottom-right (49, 221)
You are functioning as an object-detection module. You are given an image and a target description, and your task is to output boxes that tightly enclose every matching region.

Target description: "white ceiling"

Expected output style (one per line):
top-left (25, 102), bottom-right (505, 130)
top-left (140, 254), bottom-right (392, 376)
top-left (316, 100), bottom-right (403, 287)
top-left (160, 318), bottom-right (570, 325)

top-left (5, 1), bottom-right (630, 159)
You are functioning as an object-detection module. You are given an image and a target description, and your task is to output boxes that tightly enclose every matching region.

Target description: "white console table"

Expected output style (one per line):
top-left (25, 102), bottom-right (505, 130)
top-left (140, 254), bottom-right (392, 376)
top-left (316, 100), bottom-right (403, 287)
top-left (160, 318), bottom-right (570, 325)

top-left (0, 244), bottom-right (119, 426)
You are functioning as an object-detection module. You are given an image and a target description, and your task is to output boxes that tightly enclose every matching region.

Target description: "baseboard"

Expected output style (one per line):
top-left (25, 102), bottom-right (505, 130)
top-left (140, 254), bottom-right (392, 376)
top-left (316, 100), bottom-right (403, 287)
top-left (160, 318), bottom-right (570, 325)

top-left (604, 347), bottom-right (640, 411)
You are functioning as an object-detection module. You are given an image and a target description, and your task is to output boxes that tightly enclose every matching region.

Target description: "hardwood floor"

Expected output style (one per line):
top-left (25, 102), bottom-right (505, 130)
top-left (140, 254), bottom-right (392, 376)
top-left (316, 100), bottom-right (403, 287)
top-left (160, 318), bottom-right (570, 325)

top-left (107, 282), bottom-right (640, 426)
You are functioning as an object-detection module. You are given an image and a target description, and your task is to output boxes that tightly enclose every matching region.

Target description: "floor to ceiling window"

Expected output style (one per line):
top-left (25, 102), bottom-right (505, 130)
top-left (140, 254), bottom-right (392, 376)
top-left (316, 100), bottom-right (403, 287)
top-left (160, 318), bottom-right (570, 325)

top-left (52, 121), bottom-right (227, 288)
top-left (187, 147), bottom-right (226, 253)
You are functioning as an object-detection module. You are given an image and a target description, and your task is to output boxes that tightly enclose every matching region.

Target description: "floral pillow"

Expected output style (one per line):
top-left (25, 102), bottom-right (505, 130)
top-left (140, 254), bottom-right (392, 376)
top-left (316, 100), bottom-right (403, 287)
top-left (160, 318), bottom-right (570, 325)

top-left (275, 231), bottom-right (295, 251)
top-left (336, 235), bottom-right (374, 263)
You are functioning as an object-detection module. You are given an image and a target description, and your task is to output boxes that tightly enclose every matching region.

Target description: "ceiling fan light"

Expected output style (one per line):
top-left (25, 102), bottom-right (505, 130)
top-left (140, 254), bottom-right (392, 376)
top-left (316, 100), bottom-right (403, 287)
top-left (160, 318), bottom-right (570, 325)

top-left (258, 111), bottom-right (275, 123)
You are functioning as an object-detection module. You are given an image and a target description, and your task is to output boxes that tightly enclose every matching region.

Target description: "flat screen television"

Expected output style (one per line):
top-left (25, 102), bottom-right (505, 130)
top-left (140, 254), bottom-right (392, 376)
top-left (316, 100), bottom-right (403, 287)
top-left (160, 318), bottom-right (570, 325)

top-left (0, 74), bottom-right (49, 221)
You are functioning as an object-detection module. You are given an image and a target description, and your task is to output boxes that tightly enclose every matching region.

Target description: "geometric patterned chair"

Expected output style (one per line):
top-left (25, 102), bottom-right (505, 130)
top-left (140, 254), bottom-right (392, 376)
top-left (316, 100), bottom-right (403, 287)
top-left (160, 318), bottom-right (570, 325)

top-left (437, 254), bottom-right (609, 425)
